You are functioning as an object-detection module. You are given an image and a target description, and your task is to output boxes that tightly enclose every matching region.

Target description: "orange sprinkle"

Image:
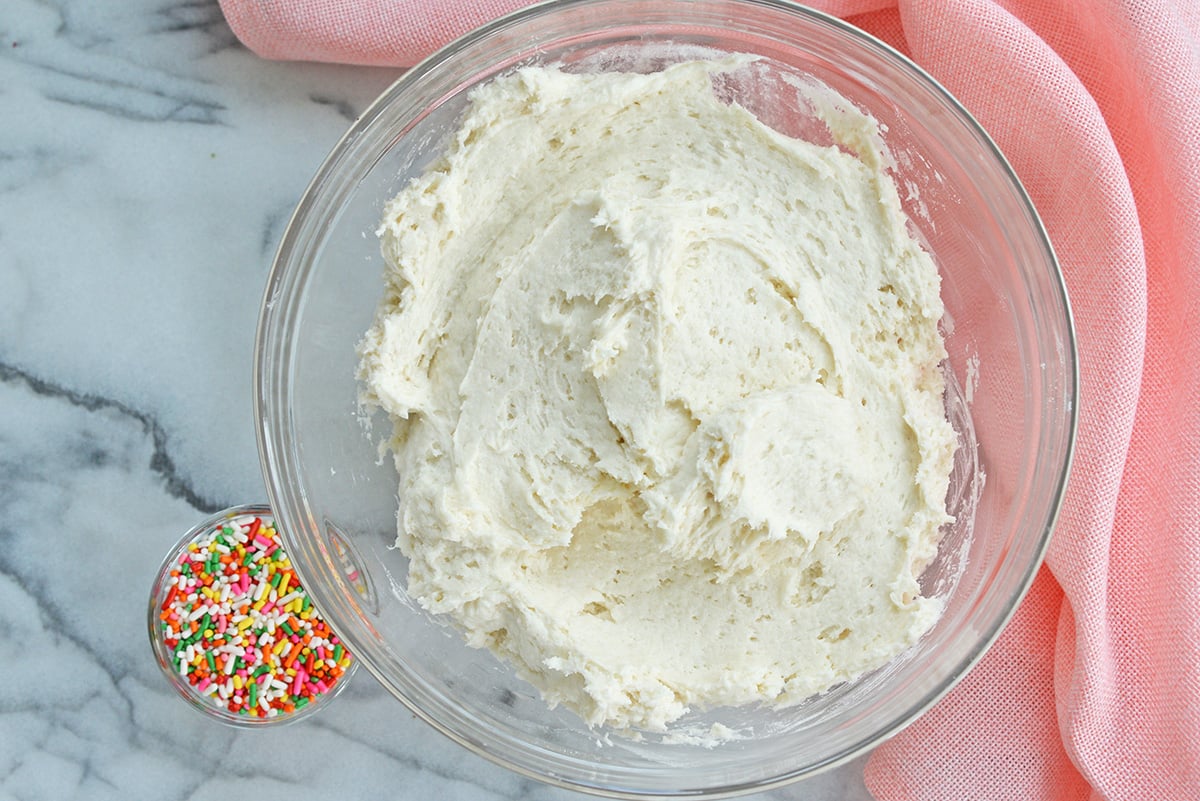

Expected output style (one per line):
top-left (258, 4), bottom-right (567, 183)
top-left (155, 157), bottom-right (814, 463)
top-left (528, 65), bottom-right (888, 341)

top-left (284, 642), bottom-right (304, 668)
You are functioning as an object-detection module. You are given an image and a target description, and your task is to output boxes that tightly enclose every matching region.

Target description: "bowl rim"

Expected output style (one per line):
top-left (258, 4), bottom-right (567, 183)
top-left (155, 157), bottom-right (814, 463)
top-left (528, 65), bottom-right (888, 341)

top-left (253, 0), bottom-right (1079, 795)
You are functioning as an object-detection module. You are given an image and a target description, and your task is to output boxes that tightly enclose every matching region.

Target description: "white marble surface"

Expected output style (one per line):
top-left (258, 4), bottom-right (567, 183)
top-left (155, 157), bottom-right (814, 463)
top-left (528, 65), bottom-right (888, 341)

top-left (0, 2), bottom-right (875, 798)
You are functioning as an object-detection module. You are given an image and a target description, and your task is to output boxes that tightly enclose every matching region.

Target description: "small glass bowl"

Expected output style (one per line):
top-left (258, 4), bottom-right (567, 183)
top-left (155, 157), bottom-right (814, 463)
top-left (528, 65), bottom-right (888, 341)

top-left (148, 504), bottom-right (356, 727)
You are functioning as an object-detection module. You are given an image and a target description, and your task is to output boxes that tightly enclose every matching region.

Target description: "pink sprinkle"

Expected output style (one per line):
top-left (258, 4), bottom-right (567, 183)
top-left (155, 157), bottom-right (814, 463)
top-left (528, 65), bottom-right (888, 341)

top-left (260, 601), bottom-right (275, 614)
top-left (196, 677), bottom-right (211, 693)
top-left (316, 646), bottom-right (327, 660)
top-left (292, 669), bottom-right (305, 695)
top-left (217, 617), bottom-right (227, 634)
top-left (253, 535), bottom-right (273, 550)
top-left (315, 680), bottom-right (328, 694)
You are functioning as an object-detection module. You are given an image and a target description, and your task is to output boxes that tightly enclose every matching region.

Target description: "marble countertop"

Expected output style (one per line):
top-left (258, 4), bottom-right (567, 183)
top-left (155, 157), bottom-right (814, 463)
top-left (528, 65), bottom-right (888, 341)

top-left (0, 1), bottom-right (874, 798)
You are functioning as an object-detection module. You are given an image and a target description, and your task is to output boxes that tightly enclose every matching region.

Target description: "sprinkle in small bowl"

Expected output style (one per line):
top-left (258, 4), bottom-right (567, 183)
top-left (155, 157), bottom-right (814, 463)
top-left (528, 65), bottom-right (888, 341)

top-left (148, 504), bottom-right (355, 726)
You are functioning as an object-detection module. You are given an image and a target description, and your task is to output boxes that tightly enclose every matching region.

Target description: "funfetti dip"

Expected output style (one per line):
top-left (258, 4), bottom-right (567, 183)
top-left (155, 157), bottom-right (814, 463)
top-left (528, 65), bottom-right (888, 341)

top-left (357, 59), bottom-right (956, 731)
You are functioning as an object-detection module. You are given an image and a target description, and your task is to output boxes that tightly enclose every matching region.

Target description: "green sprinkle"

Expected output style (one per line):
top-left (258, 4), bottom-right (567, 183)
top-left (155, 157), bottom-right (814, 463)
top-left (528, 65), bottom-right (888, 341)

top-left (295, 697), bottom-right (309, 709)
top-left (270, 572), bottom-right (283, 588)
top-left (280, 622), bottom-right (294, 636)
top-left (206, 652), bottom-right (216, 672)
top-left (333, 644), bottom-right (344, 662)
top-left (248, 680), bottom-right (258, 708)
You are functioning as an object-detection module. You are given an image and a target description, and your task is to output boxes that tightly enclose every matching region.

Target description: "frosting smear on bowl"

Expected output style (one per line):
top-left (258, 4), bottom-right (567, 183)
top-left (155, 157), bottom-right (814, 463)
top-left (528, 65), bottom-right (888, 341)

top-left (357, 59), bottom-right (957, 731)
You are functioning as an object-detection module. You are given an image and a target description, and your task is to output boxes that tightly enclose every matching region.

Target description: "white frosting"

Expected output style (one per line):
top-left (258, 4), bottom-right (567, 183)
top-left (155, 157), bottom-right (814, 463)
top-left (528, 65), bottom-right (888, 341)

top-left (358, 60), bottom-right (956, 731)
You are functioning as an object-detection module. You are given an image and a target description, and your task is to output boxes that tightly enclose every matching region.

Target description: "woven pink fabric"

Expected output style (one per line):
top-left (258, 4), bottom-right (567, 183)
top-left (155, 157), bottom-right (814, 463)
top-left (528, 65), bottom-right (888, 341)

top-left (218, 0), bottom-right (1200, 797)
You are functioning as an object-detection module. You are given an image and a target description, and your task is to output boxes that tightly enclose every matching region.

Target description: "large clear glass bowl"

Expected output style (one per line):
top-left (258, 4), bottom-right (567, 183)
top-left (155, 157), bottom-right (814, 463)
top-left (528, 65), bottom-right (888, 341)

top-left (254, 0), bottom-right (1077, 796)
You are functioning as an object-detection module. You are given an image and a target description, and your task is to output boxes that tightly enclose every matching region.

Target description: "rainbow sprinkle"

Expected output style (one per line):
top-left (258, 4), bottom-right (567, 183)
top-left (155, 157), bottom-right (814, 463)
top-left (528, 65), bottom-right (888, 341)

top-left (156, 512), bottom-right (352, 719)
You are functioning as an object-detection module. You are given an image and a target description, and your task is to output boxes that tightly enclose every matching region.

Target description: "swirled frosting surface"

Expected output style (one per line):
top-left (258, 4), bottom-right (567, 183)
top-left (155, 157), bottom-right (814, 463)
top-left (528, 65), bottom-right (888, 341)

top-left (358, 60), bottom-right (956, 730)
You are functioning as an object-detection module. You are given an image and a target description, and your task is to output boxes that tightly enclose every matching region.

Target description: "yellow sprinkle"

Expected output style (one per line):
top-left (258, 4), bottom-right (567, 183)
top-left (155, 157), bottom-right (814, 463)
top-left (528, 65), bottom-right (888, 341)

top-left (233, 675), bottom-right (244, 690)
top-left (273, 639), bottom-right (289, 656)
top-left (204, 629), bottom-right (214, 639)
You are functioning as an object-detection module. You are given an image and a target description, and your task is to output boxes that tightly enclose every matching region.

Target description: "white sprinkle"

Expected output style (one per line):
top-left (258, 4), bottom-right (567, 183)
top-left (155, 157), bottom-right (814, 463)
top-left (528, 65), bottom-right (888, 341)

top-left (276, 591), bottom-right (302, 607)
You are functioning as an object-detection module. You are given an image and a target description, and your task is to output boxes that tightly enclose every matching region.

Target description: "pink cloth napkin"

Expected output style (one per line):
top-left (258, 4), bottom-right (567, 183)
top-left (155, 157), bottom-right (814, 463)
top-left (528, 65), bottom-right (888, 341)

top-left (219, 0), bottom-right (1200, 797)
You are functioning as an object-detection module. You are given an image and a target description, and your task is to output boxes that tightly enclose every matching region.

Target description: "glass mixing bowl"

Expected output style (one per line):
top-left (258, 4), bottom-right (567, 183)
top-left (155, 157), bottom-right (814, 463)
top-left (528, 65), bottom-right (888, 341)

top-left (254, 0), bottom-right (1077, 795)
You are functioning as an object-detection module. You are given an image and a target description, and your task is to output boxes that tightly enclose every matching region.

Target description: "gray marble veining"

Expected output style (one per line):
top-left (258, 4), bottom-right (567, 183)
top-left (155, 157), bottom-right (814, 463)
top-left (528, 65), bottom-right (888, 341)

top-left (0, 1), bottom-right (875, 798)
